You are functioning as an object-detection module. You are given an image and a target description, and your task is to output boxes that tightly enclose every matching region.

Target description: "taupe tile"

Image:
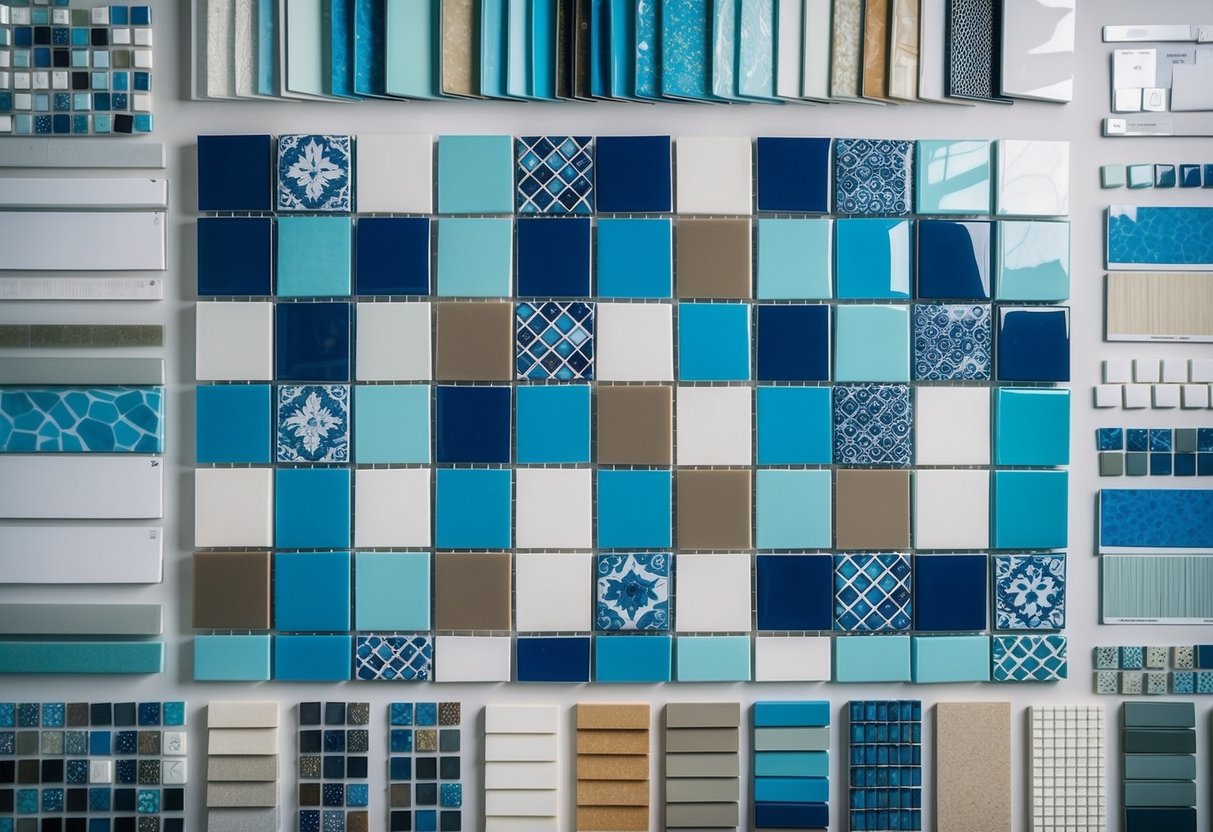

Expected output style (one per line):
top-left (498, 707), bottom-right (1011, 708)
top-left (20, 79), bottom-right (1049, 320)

top-left (433, 552), bottom-right (512, 630)
top-left (835, 469), bottom-right (910, 549)
top-left (193, 552), bottom-right (271, 630)
top-left (435, 301), bottom-right (513, 380)
top-left (676, 469), bottom-right (752, 550)
top-left (597, 385), bottom-right (673, 465)
top-left (675, 219), bottom-right (753, 299)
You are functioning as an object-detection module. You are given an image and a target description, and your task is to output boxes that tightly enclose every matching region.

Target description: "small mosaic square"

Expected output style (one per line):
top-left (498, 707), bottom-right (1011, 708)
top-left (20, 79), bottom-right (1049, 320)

top-left (516, 301), bottom-right (594, 380)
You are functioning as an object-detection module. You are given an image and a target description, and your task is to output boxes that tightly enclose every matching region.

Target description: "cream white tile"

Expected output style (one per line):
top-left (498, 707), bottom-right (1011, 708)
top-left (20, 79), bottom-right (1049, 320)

top-left (1123, 384), bottom-right (1150, 408)
top-left (914, 387), bottom-right (990, 465)
top-left (753, 636), bottom-right (832, 682)
top-left (196, 302), bottom-right (273, 381)
top-left (674, 553), bottom-right (752, 632)
top-left (353, 468), bottom-right (430, 548)
top-left (355, 134), bottom-right (433, 213)
top-left (484, 789), bottom-right (559, 815)
top-left (207, 728), bottom-right (277, 755)
top-left (676, 386), bottom-right (752, 465)
top-left (484, 761), bottom-right (559, 790)
top-left (1191, 359), bottom-right (1213, 383)
top-left (1161, 358), bottom-right (1187, 384)
top-left (163, 732), bottom-right (187, 755)
top-left (162, 759), bottom-right (187, 785)
top-left (1182, 384), bottom-right (1210, 409)
top-left (515, 469), bottom-right (592, 549)
top-left (676, 136), bottom-right (753, 215)
top-left (194, 468), bottom-right (272, 548)
top-left (595, 303), bottom-right (673, 381)
top-left (1103, 358), bottom-right (1132, 384)
top-left (1133, 358), bottom-right (1161, 383)
top-left (355, 302), bottom-right (431, 381)
top-left (995, 139), bottom-right (1069, 216)
top-left (1152, 384), bottom-right (1180, 408)
top-left (434, 636), bottom-right (512, 682)
top-left (514, 554), bottom-right (591, 631)
top-left (913, 469), bottom-right (990, 550)
top-left (207, 701), bottom-right (279, 728)
top-left (1094, 385), bottom-right (1121, 408)
top-left (484, 704), bottom-right (559, 734)
top-left (484, 733), bottom-right (558, 762)
top-left (485, 818), bottom-right (558, 832)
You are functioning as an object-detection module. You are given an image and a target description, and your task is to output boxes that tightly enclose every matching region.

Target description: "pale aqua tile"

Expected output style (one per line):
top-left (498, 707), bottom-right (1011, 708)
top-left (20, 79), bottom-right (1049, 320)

top-left (436, 218), bottom-right (513, 296)
top-left (911, 636), bottom-right (990, 682)
top-left (834, 305), bottom-right (910, 382)
top-left (676, 636), bottom-right (751, 681)
top-left (915, 140), bottom-right (992, 214)
top-left (276, 216), bottom-right (352, 297)
top-left (995, 220), bottom-right (1070, 301)
top-left (354, 385), bottom-right (430, 464)
top-left (756, 470), bottom-right (831, 549)
top-left (834, 635), bottom-right (911, 682)
top-left (757, 218), bottom-right (832, 299)
top-left (194, 635), bottom-right (271, 681)
top-left (437, 135), bottom-right (514, 213)
top-left (355, 552), bottom-right (431, 630)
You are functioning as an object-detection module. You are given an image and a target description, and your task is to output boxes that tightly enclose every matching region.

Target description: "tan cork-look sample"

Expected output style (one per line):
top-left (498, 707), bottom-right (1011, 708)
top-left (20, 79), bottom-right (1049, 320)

top-left (576, 780), bottom-right (648, 806)
top-left (577, 703), bottom-right (650, 730)
top-left (675, 219), bottom-right (753, 299)
top-left (835, 469), bottom-right (910, 549)
top-left (577, 729), bottom-right (649, 755)
top-left (575, 805), bottom-right (649, 831)
top-left (576, 703), bottom-right (650, 831)
top-left (862, 0), bottom-right (890, 98)
top-left (936, 702), bottom-right (1012, 832)
top-left (577, 754), bottom-right (649, 780)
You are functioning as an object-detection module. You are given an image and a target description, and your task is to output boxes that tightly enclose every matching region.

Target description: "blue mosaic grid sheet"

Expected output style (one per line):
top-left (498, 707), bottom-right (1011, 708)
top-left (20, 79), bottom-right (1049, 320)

top-left (848, 700), bottom-right (921, 832)
top-left (296, 701), bottom-right (370, 832)
top-left (387, 702), bottom-right (462, 832)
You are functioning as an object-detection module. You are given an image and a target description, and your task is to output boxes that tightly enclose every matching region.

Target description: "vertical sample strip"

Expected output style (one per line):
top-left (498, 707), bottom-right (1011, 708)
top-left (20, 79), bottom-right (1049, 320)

top-left (664, 702), bottom-right (740, 830)
top-left (207, 701), bottom-right (279, 832)
top-left (998, 0), bottom-right (1074, 102)
top-left (1102, 556), bottom-right (1213, 623)
top-left (484, 704), bottom-right (560, 831)
top-left (752, 701), bottom-right (829, 830)
top-left (847, 700), bottom-right (922, 832)
top-left (935, 702), bottom-right (1010, 832)
top-left (1099, 490), bottom-right (1213, 552)
top-left (1029, 705), bottom-right (1105, 832)
top-left (1121, 702), bottom-right (1196, 832)
top-left (946, 0), bottom-right (1005, 101)
top-left (1106, 273), bottom-right (1213, 342)
top-left (576, 703), bottom-right (650, 831)
top-left (387, 701), bottom-right (463, 832)
top-left (297, 702), bottom-right (369, 832)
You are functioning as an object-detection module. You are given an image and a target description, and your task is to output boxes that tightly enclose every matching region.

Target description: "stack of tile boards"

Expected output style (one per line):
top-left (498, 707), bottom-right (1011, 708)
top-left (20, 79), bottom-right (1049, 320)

top-left (483, 704), bottom-right (561, 831)
top-left (664, 702), bottom-right (741, 829)
top-left (206, 701), bottom-right (280, 832)
top-left (1122, 702), bottom-right (1197, 832)
top-left (752, 701), bottom-right (829, 829)
top-left (575, 704), bottom-right (650, 831)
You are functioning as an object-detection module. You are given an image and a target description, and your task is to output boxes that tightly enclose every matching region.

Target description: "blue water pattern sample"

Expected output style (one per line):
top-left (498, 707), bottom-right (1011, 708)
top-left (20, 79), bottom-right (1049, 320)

top-left (0, 386), bottom-right (163, 452)
top-left (1100, 489), bottom-right (1213, 550)
top-left (1107, 206), bottom-right (1213, 267)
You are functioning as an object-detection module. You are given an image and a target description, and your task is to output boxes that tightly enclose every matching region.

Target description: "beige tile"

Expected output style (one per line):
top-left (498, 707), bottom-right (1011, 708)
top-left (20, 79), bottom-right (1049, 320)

top-left (577, 729), bottom-right (649, 755)
top-left (835, 469), bottom-right (910, 549)
top-left (675, 219), bottom-right (752, 298)
top-left (435, 301), bottom-right (513, 380)
top-left (596, 385), bottom-right (673, 465)
top-left (433, 553), bottom-right (512, 631)
top-left (676, 469), bottom-right (752, 550)
top-left (936, 702), bottom-right (1011, 832)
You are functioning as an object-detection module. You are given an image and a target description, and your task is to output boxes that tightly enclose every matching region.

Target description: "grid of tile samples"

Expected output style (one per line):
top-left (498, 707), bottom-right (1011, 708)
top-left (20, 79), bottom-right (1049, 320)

top-left (1120, 702), bottom-right (1197, 832)
top-left (574, 704), bottom-right (649, 831)
top-left (1028, 705), bottom-right (1106, 832)
top-left (663, 703), bottom-right (740, 830)
top-left (1094, 644), bottom-right (1213, 696)
top-left (206, 701), bottom-right (280, 832)
top-left (191, 132), bottom-right (1073, 685)
top-left (387, 701), bottom-right (462, 832)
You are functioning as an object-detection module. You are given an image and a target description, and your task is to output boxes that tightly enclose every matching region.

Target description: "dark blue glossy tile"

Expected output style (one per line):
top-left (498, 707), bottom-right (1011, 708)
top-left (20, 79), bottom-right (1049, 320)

top-left (1096, 428), bottom-right (1123, 451)
top-left (516, 217), bottom-right (591, 296)
top-left (197, 217), bottom-right (273, 296)
top-left (355, 217), bottom-right (429, 295)
top-left (1175, 453), bottom-right (1196, 476)
top-left (275, 302), bottom-right (352, 382)
top-left (995, 307), bottom-right (1070, 382)
top-left (515, 637), bottom-right (591, 682)
top-left (1150, 453), bottom-right (1172, 476)
top-left (756, 137), bottom-right (831, 212)
top-left (1127, 428), bottom-right (1148, 452)
top-left (756, 304), bottom-right (829, 381)
top-left (916, 220), bottom-right (991, 299)
top-left (197, 134), bottom-right (273, 211)
top-left (435, 386), bottom-right (511, 464)
top-left (913, 555), bottom-right (986, 632)
top-left (756, 554), bottom-right (833, 631)
top-left (1179, 164), bottom-right (1202, 188)
top-left (756, 803), bottom-right (829, 828)
top-left (594, 136), bottom-right (672, 213)
top-left (1154, 164), bottom-right (1176, 188)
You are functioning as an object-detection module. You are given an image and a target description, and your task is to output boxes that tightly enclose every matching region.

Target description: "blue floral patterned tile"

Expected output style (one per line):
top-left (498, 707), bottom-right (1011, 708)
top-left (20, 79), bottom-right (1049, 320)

top-left (991, 635), bottom-right (1067, 681)
top-left (277, 385), bottom-right (349, 462)
top-left (913, 304), bottom-right (992, 381)
top-left (516, 136), bottom-right (593, 214)
top-left (354, 636), bottom-right (433, 681)
top-left (834, 139), bottom-right (913, 216)
top-left (833, 384), bottom-right (912, 466)
top-left (834, 553), bottom-right (912, 632)
top-left (516, 301), bottom-right (594, 380)
top-left (595, 553), bottom-right (670, 631)
top-left (277, 134), bottom-right (352, 212)
top-left (994, 554), bottom-right (1065, 630)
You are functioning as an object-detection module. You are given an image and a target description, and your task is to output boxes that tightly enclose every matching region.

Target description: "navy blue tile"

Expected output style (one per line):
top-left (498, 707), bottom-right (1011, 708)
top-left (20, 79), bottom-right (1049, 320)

top-left (1175, 453), bottom-right (1196, 476)
top-left (1200, 428), bottom-right (1213, 452)
top-left (756, 803), bottom-right (829, 828)
top-left (1150, 453), bottom-right (1173, 476)
top-left (995, 307), bottom-right (1070, 382)
top-left (756, 137), bottom-right (831, 212)
top-left (435, 386), bottom-right (511, 464)
top-left (197, 217), bottom-right (273, 296)
top-left (516, 217), bottom-right (591, 296)
top-left (756, 304), bottom-right (830, 381)
top-left (1125, 807), bottom-right (1196, 832)
top-left (594, 136), bottom-right (672, 213)
top-left (1179, 164), bottom-right (1202, 188)
top-left (197, 134), bottom-right (273, 211)
top-left (756, 555), bottom-right (833, 631)
top-left (1154, 164), bottom-right (1176, 188)
top-left (1127, 428), bottom-right (1148, 452)
top-left (917, 220), bottom-right (990, 299)
top-left (913, 555), bottom-right (986, 631)
top-left (1197, 645), bottom-right (1213, 668)
top-left (1199, 453), bottom-right (1213, 476)
top-left (1204, 164), bottom-right (1213, 188)
top-left (275, 302), bottom-right (352, 382)
top-left (515, 637), bottom-right (591, 682)
top-left (355, 217), bottom-right (430, 295)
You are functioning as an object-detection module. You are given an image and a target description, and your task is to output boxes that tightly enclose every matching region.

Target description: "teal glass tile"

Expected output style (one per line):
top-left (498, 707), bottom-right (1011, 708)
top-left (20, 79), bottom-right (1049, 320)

top-left (434, 469), bottom-right (512, 549)
top-left (834, 635), bottom-right (911, 682)
top-left (596, 218), bottom-right (672, 298)
top-left (915, 140), bottom-right (992, 214)
top-left (515, 384), bottom-right (590, 463)
top-left (995, 220), bottom-right (1071, 301)
top-left (834, 305), bottom-right (911, 382)
top-left (275, 468), bottom-right (352, 549)
top-left (274, 551), bottom-right (351, 632)
top-left (676, 636), bottom-right (751, 681)
top-left (757, 218), bottom-right (833, 299)
top-left (678, 303), bottom-right (751, 381)
top-left (436, 218), bottom-right (513, 296)
top-left (193, 635), bottom-right (272, 681)
top-left (437, 135), bottom-right (514, 213)
top-left (756, 470), bottom-right (832, 549)
top-left (995, 387), bottom-right (1070, 466)
top-left (354, 552), bottom-right (430, 630)
top-left (354, 385), bottom-right (430, 464)
top-left (274, 635), bottom-right (352, 681)
top-left (993, 470), bottom-right (1068, 549)
top-left (835, 219), bottom-right (912, 299)
top-left (0, 641), bottom-right (163, 674)
top-left (594, 635), bottom-right (672, 682)
top-left (756, 386), bottom-right (832, 464)
top-left (276, 216), bottom-right (353, 297)
top-left (597, 470), bottom-right (672, 548)
top-left (196, 384), bottom-right (271, 464)
top-left (754, 777), bottom-right (828, 803)
top-left (753, 701), bottom-right (830, 727)
top-left (911, 635), bottom-right (991, 682)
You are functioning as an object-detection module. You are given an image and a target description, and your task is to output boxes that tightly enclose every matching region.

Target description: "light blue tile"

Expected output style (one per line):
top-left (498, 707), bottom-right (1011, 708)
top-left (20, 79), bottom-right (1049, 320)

top-left (994, 470), bottom-right (1068, 549)
top-left (995, 387), bottom-right (1070, 466)
top-left (437, 135), bottom-right (514, 213)
top-left (355, 552), bottom-right (430, 630)
top-left (196, 384), bottom-right (271, 463)
top-left (678, 303), bottom-right (751, 381)
top-left (911, 636), bottom-right (990, 682)
top-left (276, 216), bottom-right (352, 297)
top-left (594, 635), bottom-right (672, 682)
top-left (596, 218), bottom-right (672, 298)
top-left (834, 305), bottom-right (910, 382)
top-left (274, 551), bottom-right (351, 632)
top-left (275, 468), bottom-right (352, 549)
top-left (597, 470), bottom-right (672, 548)
top-left (436, 218), bottom-right (513, 296)
top-left (676, 636), bottom-right (751, 681)
top-left (756, 386), bottom-right (832, 464)
top-left (995, 220), bottom-right (1070, 301)
top-left (757, 218), bottom-right (833, 299)
top-left (515, 384), bottom-right (590, 463)
top-left (354, 385), bottom-right (430, 464)
top-left (915, 140), bottom-right (992, 214)
top-left (754, 751), bottom-right (828, 777)
top-left (835, 219), bottom-right (912, 299)
top-left (833, 636), bottom-right (911, 682)
top-left (274, 635), bottom-right (352, 681)
top-left (756, 470), bottom-right (831, 549)
top-left (435, 469), bottom-right (512, 549)
top-left (194, 636), bottom-right (266, 680)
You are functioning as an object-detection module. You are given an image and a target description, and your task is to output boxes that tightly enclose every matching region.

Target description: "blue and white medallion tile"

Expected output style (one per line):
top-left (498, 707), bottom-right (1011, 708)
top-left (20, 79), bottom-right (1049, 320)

top-left (354, 636), bottom-right (433, 681)
top-left (993, 554), bottom-right (1066, 630)
top-left (913, 303), bottom-right (992, 381)
top-left (276, 384), bottom-right (350, 462)
top-left (0, 386), bottom-right (163, 452)
top-left (833, 383), bottom-right (912, 466)
top-left (595, 553), bottom-right (670, 631)
top-left (516, 301), bottom-right (594, 380)
top-left (834, 138), bottom-right (913, 215)
top-left (834, 552), bottom-right (912, 632)
top-left (991, 635), bottom-right (1068, 682)
top-left (276, 134), bottom-right (352, 212)
top-left (516, 136), bottom-right (594, 214)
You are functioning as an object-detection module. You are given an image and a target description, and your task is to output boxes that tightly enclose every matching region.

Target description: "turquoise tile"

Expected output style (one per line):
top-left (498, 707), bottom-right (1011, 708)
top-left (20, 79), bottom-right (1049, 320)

top-left (994, 470), bottom-right (1068, 549)
top-left (354, 552), bottom-right (430, 630)
top-left (678, 303), bottom-right (751, 381)
top-left (835, 219), bottom-right (912, 299)
top-left (834, 636), bottom-right (911, 682)
top-left (274, 551), bottom-right (351, 632)
top-left (597, 218), bottom-right (672, 297)
top-left (834, 305), bottom-right (910, 382)
top-left (753, 701), bottom-right (830, 727)
top-left (676, 636), bottom-right (751, 681)
top-left (756, 386), bottom-right (832, 464)
top-left (757, 218), bottom-right (832, 299)
top-left (0, 642), bottom-right (163, 674)
top-left (193, 635), bottom-right (271, 681)
top-left (995, 387), bottom-right (1070, 466)
top-left (911, 636), bottom-right (990, 682)
top-left (354, 385), bottom-right (430, 464)
top-left (754, 751), bottom-right (828, 777)
top-left (915, 140), bottom-right (992, 214)
top-left (755, 777), bottom-right (829, 803)
top-left (274, 635), bottom-right (352, 681)
top-left (597, 470), bottom-right (672, 548)
top-left (594, 635), bottom-right (672, 682)
top-left (995, 220), bottom-right (1070, 301)
top-left (276, 216), bottom-right (352, 297)
top-left (435, 468), bottom-right (512, 549)
top-left (515, 384), bottom-right (590, 463)
top-left (196, 384), bottom-right (272, 463)
top-left (436, 218), bottom-right (513, 296)
top-left (275, 468), bottom-right (352, 549)
top-left (756, 470), bottom-right (831, 549)
top-left (437, 134), bottom-right (514, 213)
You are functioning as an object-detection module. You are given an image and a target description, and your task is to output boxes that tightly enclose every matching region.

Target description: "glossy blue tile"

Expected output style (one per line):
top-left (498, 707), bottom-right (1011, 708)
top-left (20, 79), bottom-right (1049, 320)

top-left (277, 384), bottom-right (349, 462)
top-left (1097, 428), bottom-right (1124, 451)
top-left (515, 384), bottom-right (590, 463)
top-left (1179, 164), bottom-right (1202, 188)
top-left (913, 303), bottom-right (992, 381)
top-left (995, 388), bottom-right (1070, 466)
top-left (354, 635), bottom-right (433, 681)
top-left (1175, 453), bottom-right (1196, 477)
top-left (0, 386), bottom-right (163, 453)
top-left (196, 384), bottom-right (271, 463)
top-left (1150, 428), bottom-right (1172, 452)
top-left (355, 217), bottom-right (430, 296)
top-left (1154, 164), bottom-right (1176, 188)
top-left (661, 0), bottom-right (712, 99)
top-left (834, 553), bottom-right (912, 632)
top-left (756, 554), bottom-right (833, 631)
top-left (436, 135), bottom-right (514, 214)
top-left (516, 217), bottom-right (591, 296)
top-left (756, 137), bottom-right (831, 212)
top-left (756, 386), bottom-right (832, 464)
top-left (276, 216), bottom-right (353, 297)
top-left (993, 554), bottom-right (1065, 630)
top-left (275, 635), bottom-right (352, 681)
top-left (593, 135), bottom-right (672, 212)
top-left (516, 637), bottom-right (591, 682)
top-left (197, 217), bottom-right (274, 296)
top-left (913, 554), bottom-right (986, 631)
top-left (594, 635), bottom-right (672, 682)
top-left (993, 470), bottom-right (1067, 550)
top-left (1099, 489), bottom-right (1213, 550)
top-left (833, 384), bottom-right (912, 466)
top-left (516, 136), bottom-right (593, 214)
top-left (197, 134), bottom-right (273, 211)
top-left (596, 470), bottom-right (671, 548)
top-left (276, 134), bottom-right (352, 212)
top-left (835, 219), bottom-right (912, 299)
top-left (752, 305), bottom-right (832, 383)
top-left (916, 220), bottom-right (991, 299)
top-left (436, 218), bottom-right (513, 296)
top-left (275, 468), bottom-right (352, 549)
top-left (995, 307), bottom-right (1070, 382)
top-left (834, 305), bottom-right (911, 382)
top-left (756, 803), bottom-right (829, 828)
top-left (596, 218), bottom-right (672, 297)
top-left (679, 303), bottom-right (751, 381)
top-left (435, 385), bottom-right (511, 463)
top-left (516, 301), bottom-right (594, 380)
top-left (275, 551), bottom-right (351, 632)
top-left (275, 302), bottom-right (352, 382)
top-left (354, 385), bottom-right (430, 464)
top-left (915, 140), bottom-right (992, 214)
top-left (434, 469), bottom-right (512, 549)
top-left (834, 139), bottom-right (913, 216)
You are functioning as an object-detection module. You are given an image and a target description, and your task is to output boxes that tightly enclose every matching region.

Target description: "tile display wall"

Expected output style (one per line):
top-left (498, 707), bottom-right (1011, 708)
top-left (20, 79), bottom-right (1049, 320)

top-left (387, 701), bottom-right (462, 832)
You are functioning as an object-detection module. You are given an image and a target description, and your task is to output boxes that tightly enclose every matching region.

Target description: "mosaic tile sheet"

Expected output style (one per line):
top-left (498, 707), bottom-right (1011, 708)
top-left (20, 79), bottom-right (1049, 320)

top-left (834, 553), bottom-right (912, 632)
top-left (388, 701), bottom-right (461, 832)
top-left (848, 700), bottom-right (921, 832)
top-left (298, 702), bottom-right (369, 832)
top-left (0, 386), bottom-right (163, 452)
top-left (1029, 705), bottom-right (1105, 832)
top-left (354, 636), bottom-right (433, 681)
top-left (992, 635), bottom-right (1068, 681)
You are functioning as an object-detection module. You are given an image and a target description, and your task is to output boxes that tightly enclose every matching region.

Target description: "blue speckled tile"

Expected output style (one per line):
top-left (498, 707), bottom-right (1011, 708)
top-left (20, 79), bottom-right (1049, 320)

top-left (277, 135), bottom-right (352, 212)
top-left (991, 635), bottom-right (1067, 681)
top-left (1119, 645), bottom-right (1144, 669)
top-left (515, 301), bottom-right (594, 380)
top-left (515, 136), bottom-right (593, 214)
top-left (834, 553), bottom-right (912, 632)
top-left (595, 553), bottom-right (670, 632)
top-left (277, 385), bottom-right (350, 463)
top-left (913, 303), bottom-right (992, 381)
top-left (834, 139), bottom-right (913, 215)
top-left (994, 555), bottom-right (1065, 630)
top-left (0, 387), bottom-right (164, 453)
top-left (354, 636), bottom-right (433, 681)
top-left (662, 0), bottom-right (712, 99)
top-left (1107, 206), bottom-right (1213, 269)
top-left (833, 384), bottom-right (912, 466)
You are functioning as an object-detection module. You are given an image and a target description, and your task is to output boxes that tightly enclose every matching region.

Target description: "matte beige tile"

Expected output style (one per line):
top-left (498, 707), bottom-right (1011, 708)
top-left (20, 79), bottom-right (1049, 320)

top-left (576, 780), bottom-right (648, 806)
top-left (435, 302), bottom-right (513, 380)
top-left (577, 703), bottom-right (650, 730)
top-left (675, 469), bottom-right (752, 551)
top-left (207, 755), bottom-right (279, 782)
top-left (575, 805), bottom-right (649, 831)
top-left (207, 701), bottom-right (279, 728)
top-left (665, 702), bottom-right (741, 728)
top-left (675, 219), bottom-right (753, 299)
top-left (665, 727), bottom-right (739, 753)
top-left (577, 754), bottom-right (649, 780)
top-left (193, 552), bottom-right (271, 630)
top-left (206, 782), bottom-right (278, 808)
top-left (434, 553), bottom-right (512, 631)
top-left (596, 385), bottom-right (673, 465)
top-left (440, 0), bottom-right (477, 96)
top-left (835, 469), bottom-right (910, 549)
top-left (577, 729), bottom-right (648, 755)
top-left (207, 728), bottom-right (277, 755)
top-left (936, 702), bottom-right (1011, 832)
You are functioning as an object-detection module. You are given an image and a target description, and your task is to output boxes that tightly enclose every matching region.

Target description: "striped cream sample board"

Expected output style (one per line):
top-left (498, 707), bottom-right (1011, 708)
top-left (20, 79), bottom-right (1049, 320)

top-left (753, 701), bottom-right (830, 830)
top-left (664, 702), bottom-right (741, 829)
top-left (935, 702), bottom-right (1011, 832)
top-left (575, 703), bottom-right (650, 831)
top-left (206, 701), bottom-right (280, 832)
top-left (483, 704), bottom-right (560, 831)
top-left (1121, 702), bottom-right (1197, 832)
top-left (1029, 705), bottom-right (1106, 832)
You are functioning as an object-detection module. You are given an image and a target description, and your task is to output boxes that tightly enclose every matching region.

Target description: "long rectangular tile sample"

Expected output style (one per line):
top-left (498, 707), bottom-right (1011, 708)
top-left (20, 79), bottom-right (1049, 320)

top-left (387, 701), bottom-right (463, 832)
top-left (1029, 705), bottom-right (1105, 832)
top-left (0, 456), bottom-right (162, 518)
top-left (935, 702), bottom-right (1010, 832)
top-left (0, 526), bottom-right (162, 583)
top-left (297, 702), bottom-right (369, 832)
top-left (208, 701), bottom-right (280, 832)
top-left (1107, 206), bottom-right (1213, 270)
top-left (0, 603), bottom-right (162, 635)
top-left (0, 139), bottom-right (166, 168)
top-left (0, 358), bottom-right (165, 385)
top-left (1099, 490), bottom-right (1213, 553)
top-left (1122, 702), bottom-right (1196, 832)
top-left (484, 704), bottom-right (560, 831)
top-left (1102, 556), bottom-right (1213, 623)
top-left (0, 277), bottom-right (165, 301)
top-left (0, 641), bottom-right (163, 673)
top-left (0, 386), bottom-right (164, 452)
top-left (752, 701), bottom-right (829, 830)
top-left (0, 212), bottom-right (166, 270)
top-left (0, 178), bottom-right (168, 208)
top-left (1106, 273), bottom-right (1213, 342)
top-left (576, 703), bottom-right (649, 831)
top-left (848, 700), bottom-right (921, 832)
top-left (665, 702), bottom-right (739, 829)
top-left (0, 324), bottom-right (164, 348)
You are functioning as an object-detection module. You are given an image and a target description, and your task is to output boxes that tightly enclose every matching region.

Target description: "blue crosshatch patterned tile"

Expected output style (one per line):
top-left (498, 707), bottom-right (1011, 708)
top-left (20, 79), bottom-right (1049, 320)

top-left (991, 634), bottom-right (1067, 681)
top-left (354, 635), bottom-right (433, 681)
top-left (516, 136), bottom-right (593, 214)
top-left (595, 553), bottom-right (670, 632)
top-left (834, 139), bottom-right (913, 216)
top-left (276, 385), bottom-right (349, 463)
top-left (994, 554), bottom-right (1065, 630)
top-left (756, 305), bottom-right (829, 381)
top-left (276, 134), bottom-right (352, 212)
top-left (834, 553), bottom-right (912, 632)
top-left (515, 217), bottom-right (591, 296)
top-left (516, 301), bottom-right (594, 380)
top-left (913, 303), bottom-right (992, 381)
top-left (594, 135), bottom-right (672, 212)
top-left (435, 385), bottom-right (511, 463)
top-left (0, 386), bottom-right (164, 453)
top-left (833, 384), bottom-right (912, 466)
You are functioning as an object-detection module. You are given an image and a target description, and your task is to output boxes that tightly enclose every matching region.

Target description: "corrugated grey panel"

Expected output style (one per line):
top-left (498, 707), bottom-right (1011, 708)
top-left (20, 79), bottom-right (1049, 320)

top-left (0, 357), bottom-right (165, 384)
top-left (664, 801), bottom-right (740, 827)
top-left (753, 726), bottom-right (830, 751)
top-left (665, 727), bottom-right (739, 753)
top-left (0, 603), bottom-right (162, 635)
top-left (665, 703), bottom-right (741, 728)
top-left (0, 139), bottom-right (166, 168)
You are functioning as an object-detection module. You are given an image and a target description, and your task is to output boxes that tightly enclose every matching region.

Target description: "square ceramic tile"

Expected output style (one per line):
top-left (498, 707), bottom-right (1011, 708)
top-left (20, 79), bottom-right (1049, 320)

top-left (596, 385), bottom-right (673, 465)
top-left (592, 134), bottom-right (672, 212)
top-left (356, 302), bottom-right (431, 381)
top-left (355, 134), bottom-right (433, 214)
top-left (995, 387), bottom-right (1070, 466)
top-left (756, 218), bottom-right (833, 299)
top-left (275, 301), bottom-right (352, 382)
top-left (833, 553), bottom-right (912, 632)
top-left (197, 134), bottom-right (273, 211)
top-left (516, 217), bottom-right (592, 296)
top-left (274, 551), bottom-right (350, 631)
top-left (993, 554), bottom-right (1065, 631)
top-left (354, 468), bottom-right (431, 548)
top-left (597, 218), bottom-right (672, 298)
top-left (197, 217), bottom-right (273, 296)
top-left (595, 303), bottom-right (674, 381)
top-left (435, 386), bottom-right (511, 463)
top-left (515, 385), bottom-right (591, 464)
top-left (195, 301), bottom-right (273, 381)
top-left (355, 217), bottom-right (430, 296)
top-left (196, 384), bottom-right (272, 463)
top-left (912, 554), bottom-right (987, 631)
top-left (434, 301), bottom-right (514, 381)
top-left (1120, 671), bottom-right (1143, 694)
top-left (277, 384), bottom-right (350, 462)
top-left (355, 552), bottom-right (430, 631)
top-left (916, 220), bottom-right (992, 299)
top-left (754, 304), bottom-right (829, 381)
top-left (515, 553), bottom-right (592, 631)
top-left (679, 303), bottom-right (751, 380)
top-left (995, 306), bottom-right (1070, 382)
top-left (516, 301), bottom-right (594, 380)
top-left (276, 216), bottom-right (352, 296)
top-left (276, 134), bottom-right (352, 212)
top-left (995, 139), bottom-right (1069, 217)
top-left (1144, 645), bottom-right (1168, 669)
top-left (515, 468), bottom-right (592, 549)
top-left (834, 138), bottom-right (913, 215)
top-left (354, 385), bottom-right (430, 464)
top-left (995, 221), bottom-right (1070, 301)
top-left (992, 470), bottom-right (1068, 550)
top-left (436, 134), bottom-right (514, 214)
top-left (435, 219), bottom-right (513, 296)
top-left (194, 468), bottom-right (273, 547)
top-left (676, 469), bottom-right (753, 550)
top-left (913, 303), bottom-right (992, 381)
top-left (674, 218), bottom-right (753, 298)
top-left (991, 635), bottom-right (1067, 681)
top-left (1095, 671), bottom-right (1118, 693)
top-left (833, 383), bottom-right (912, 466)
top-left (834, 304), bottom-right (910, 382)
top-left (835, 218), bottom-right (912, 298)
top-left (515, 136), bottom-right (593, 214)
top-left (755, 469), bottom-right (832, 549)
top-left (433, 553), bottom-right (512, 630)
top-left (756, 554), bottom-right (833, 630)
top-left (755, 136), bottom-right (832, 213)
top-left (596, 470), bottom-right (672, 549)
top-left (676, 386), bottom-right (752, 465)
top-left (595, 553), bottom-right (671, 631)
top-left (434, 469), bottom-right (512, 550)
top-left (915, 140), bottom-right (992, 214)
top-left (675, 136), bottom-right (753, 215)
top-left (913, 469), bottom-right (990, 549)
top-left (756, 386), bottom-right (832, 464)
top-left (275, 468), bottom-right (351, 549)
top-left (835, 469), bottom-right (911, 550)
top-left (674, 553), bottom-right (752, 632)
top-left (753, 637), bottom-right (832, 682)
